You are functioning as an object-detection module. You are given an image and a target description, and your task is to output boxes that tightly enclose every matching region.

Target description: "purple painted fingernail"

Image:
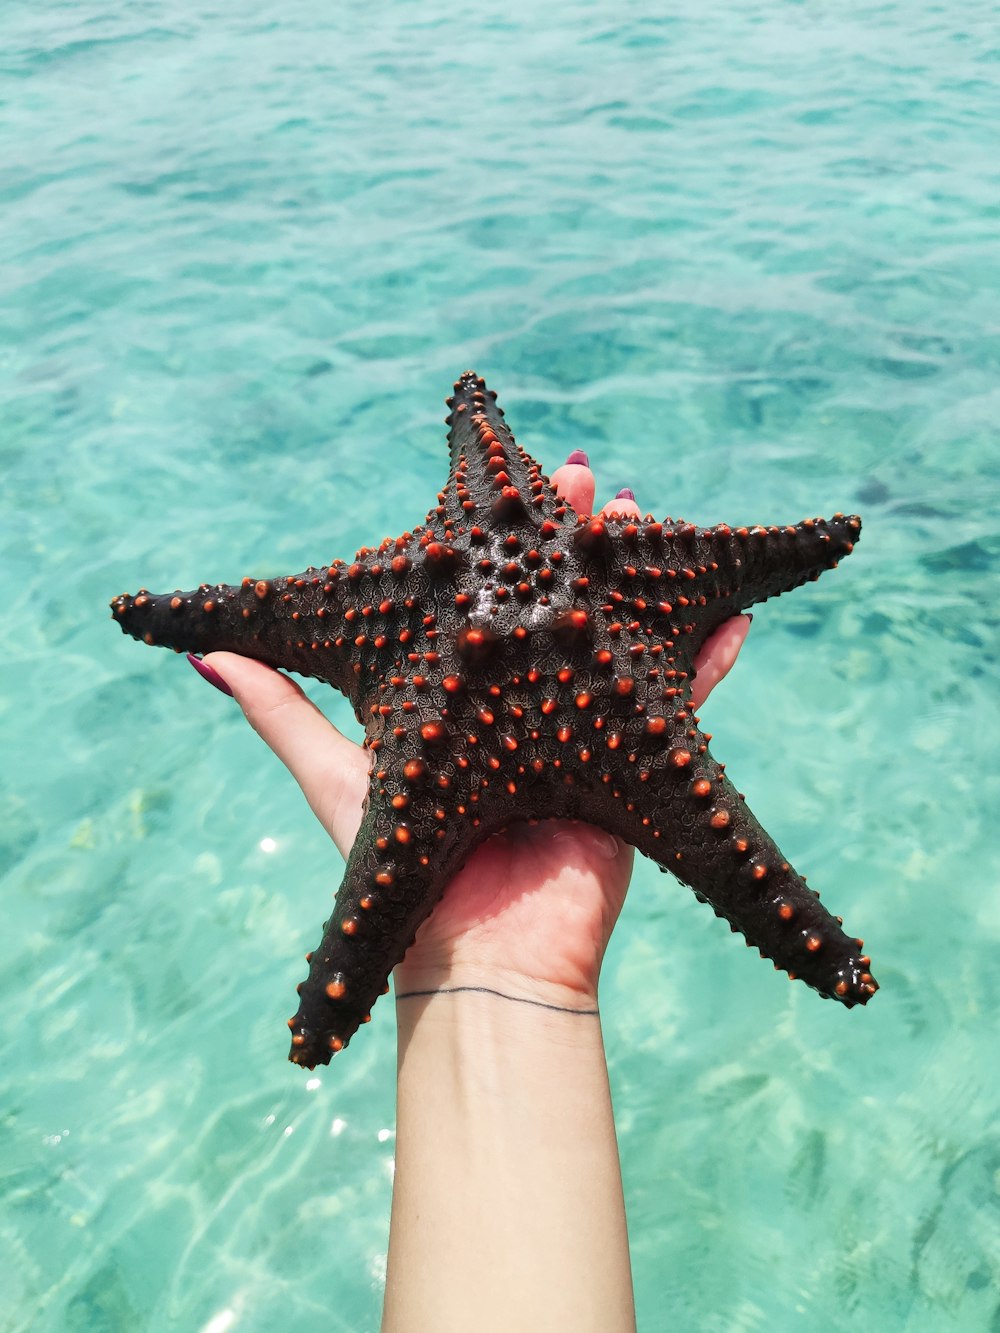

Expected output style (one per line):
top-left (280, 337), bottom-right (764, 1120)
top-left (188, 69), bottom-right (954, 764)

top-left (187, 653), bottom-right (234, 697)
top-left (565, 449), bottom-right (589, 466)
top-left (615, 487), bottom-right (636, 501)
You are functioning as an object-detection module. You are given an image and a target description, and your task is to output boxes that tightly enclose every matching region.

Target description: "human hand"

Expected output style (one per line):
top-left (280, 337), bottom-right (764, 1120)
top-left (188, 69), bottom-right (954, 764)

top-left (197, 457), bottom-right (750, 1008)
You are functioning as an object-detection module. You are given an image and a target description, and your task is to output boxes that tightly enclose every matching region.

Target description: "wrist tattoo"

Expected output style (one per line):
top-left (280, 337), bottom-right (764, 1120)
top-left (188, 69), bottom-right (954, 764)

top-left (395, 984), bottom-right (599, 1016)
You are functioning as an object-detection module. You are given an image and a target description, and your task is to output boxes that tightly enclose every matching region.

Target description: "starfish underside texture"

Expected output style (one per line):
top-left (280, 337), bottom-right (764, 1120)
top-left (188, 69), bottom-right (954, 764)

top-left (111, 371), bottom-right (877, 1067)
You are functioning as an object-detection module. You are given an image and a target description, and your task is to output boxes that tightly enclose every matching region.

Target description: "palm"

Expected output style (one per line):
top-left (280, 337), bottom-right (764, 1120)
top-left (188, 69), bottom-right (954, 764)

top-left (395, 820), bottom-right (635, 999)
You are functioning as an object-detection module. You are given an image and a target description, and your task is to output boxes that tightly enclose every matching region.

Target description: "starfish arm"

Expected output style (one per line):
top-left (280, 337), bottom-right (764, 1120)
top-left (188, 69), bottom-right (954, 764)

top-left (706, 513), bottom-right (862, 616)
top-left (564, 511), bottom-right (861, 682)
top-left (592, 734), bottom-right (877, 1007)
top-left (288, 753), bottom-right (481, 1068)
top-left (110, 563), bottom-right (359, 690)
top-left (430, 371), bottom-right (567, 533)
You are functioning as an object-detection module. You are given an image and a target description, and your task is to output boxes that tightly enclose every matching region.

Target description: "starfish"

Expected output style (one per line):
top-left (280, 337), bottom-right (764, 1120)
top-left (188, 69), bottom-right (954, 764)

top-left (111, 371), bottom-right (877, 1067)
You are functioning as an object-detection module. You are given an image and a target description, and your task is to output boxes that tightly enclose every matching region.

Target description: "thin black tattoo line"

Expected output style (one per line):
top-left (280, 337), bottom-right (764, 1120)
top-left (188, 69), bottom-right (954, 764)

top-left (395, 985), bottom-right (599, 1016)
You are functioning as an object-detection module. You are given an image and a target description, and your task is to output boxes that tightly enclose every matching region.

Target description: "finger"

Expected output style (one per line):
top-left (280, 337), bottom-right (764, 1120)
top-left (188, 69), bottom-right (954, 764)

top-left (200, 652), bottom-right (368, 858)
top-left (600, 487), bottom-right (641, 520)
top-left (550, 449), bottom-right (596, 516)
top-left (690, 615), bottom-right (752, 711)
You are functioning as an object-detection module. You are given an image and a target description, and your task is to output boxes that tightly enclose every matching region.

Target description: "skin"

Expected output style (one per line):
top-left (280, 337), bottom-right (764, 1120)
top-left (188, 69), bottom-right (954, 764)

top-left (198, 460), bottom-right (749, 1333)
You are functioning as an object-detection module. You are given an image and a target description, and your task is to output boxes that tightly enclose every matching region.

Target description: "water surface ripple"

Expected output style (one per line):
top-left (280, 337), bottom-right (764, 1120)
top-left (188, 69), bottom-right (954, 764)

top-left (2, 2), bottom-right (999, 1329)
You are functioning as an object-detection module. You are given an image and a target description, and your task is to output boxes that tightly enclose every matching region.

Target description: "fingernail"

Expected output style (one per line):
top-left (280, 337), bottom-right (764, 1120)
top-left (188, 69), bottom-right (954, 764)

top-left (565, 449), bottom-right (589, 466)
top-left (615, 487), bottom-right (636, 501)
top-left (187, 653), bottom-right (234, 697)
top-left (594, 830), bottom-right (621, 860)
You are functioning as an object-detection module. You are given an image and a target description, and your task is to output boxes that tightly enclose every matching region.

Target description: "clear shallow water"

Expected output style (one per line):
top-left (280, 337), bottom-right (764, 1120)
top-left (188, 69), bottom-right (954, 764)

top-left (2, 1), bottom-right (999, 1328)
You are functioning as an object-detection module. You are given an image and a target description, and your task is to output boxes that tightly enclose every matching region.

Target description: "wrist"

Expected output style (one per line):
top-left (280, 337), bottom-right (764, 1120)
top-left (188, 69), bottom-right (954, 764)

top-left (393, 959), bottom-right (604, 1071)
top-left (393, 953), bottom-right (601, 1018)
top-left (392, 978), bottom-right (608, 1154)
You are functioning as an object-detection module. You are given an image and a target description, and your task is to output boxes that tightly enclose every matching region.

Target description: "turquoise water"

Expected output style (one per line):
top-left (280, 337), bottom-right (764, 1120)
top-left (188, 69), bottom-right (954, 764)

top-left (2, 1), bottom-right (999, 1328)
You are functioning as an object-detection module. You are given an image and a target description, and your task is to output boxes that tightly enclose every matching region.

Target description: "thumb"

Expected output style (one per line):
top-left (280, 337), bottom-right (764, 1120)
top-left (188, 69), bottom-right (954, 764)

top-left (690, 615), bottom-right (752, 712)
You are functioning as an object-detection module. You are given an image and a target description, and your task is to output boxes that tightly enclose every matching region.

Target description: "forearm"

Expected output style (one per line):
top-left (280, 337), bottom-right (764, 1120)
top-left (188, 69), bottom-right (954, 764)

top-left (381, 983), bottom-right (636, 1333)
